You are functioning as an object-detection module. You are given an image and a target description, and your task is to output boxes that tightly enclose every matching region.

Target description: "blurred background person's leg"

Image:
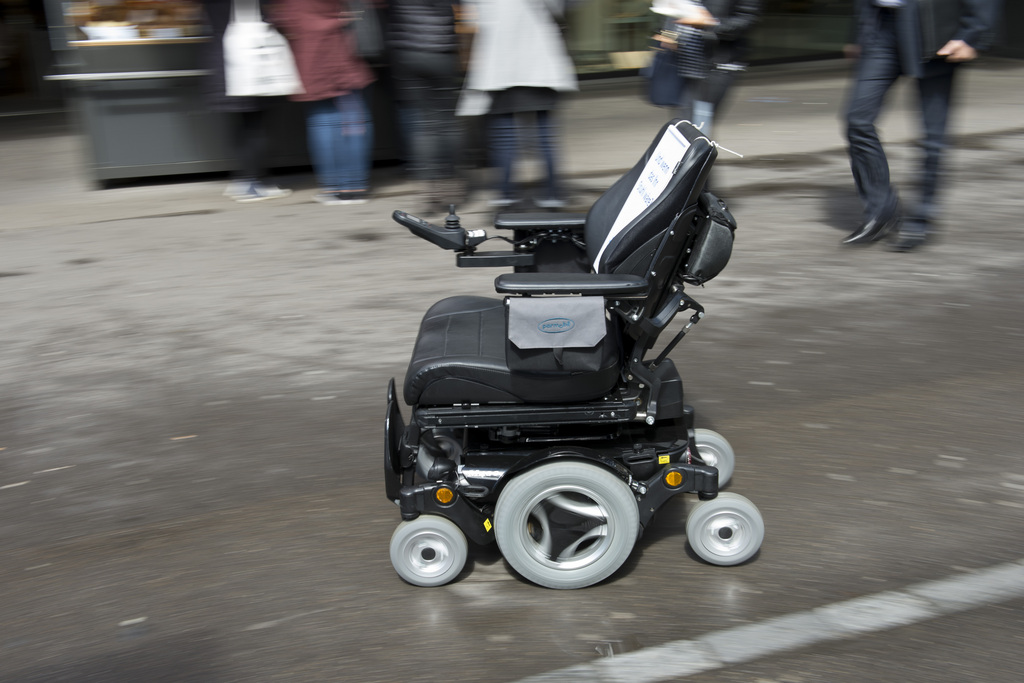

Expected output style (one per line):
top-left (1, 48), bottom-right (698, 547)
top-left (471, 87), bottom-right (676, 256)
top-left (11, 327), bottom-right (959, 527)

top-left (335, 90), bottom-right (373, 203)
top-left (305, 97), bottom-right (344, 204)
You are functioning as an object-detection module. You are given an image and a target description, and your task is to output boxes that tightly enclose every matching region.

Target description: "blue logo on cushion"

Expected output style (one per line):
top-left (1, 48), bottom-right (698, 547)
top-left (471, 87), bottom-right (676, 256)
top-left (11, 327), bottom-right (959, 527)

top-left (539, 318), bottom-right (575, 333)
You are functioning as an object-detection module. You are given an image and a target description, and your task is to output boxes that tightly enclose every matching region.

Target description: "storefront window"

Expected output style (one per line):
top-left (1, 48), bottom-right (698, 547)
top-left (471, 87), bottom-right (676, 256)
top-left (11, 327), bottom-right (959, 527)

top-left (566, 0), bottom-right (661, 74)
top-left (563, 0), bottom-right (854, 74)
top-left (63, 0), bottom-right (203, 42)
top-left (749, 0), bottom-right (853, 62)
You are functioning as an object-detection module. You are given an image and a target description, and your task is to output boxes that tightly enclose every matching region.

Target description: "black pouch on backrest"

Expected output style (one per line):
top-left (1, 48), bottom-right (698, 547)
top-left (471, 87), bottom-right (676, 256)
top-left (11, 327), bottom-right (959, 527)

top-left (684, 191), bottom-right (736, 285)
top-left (505, 297), bottom-right (608, 373)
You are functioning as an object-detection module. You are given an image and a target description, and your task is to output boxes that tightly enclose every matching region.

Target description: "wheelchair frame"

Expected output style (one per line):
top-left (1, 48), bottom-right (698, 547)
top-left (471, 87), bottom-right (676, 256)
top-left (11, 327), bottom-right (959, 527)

top-left (383, 122), bottom-right (764, 588)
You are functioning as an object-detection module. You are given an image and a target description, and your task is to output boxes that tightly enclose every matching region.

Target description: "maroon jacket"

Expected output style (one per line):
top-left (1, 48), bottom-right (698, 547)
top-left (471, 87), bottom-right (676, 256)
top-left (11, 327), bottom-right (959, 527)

top-left (270, 0), bottom-right (375, 101)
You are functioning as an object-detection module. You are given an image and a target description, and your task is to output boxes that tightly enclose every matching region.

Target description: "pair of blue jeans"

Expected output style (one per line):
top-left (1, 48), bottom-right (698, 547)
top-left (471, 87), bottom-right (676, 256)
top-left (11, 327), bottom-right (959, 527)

top-left (305, 92), bottom-right (373, 192)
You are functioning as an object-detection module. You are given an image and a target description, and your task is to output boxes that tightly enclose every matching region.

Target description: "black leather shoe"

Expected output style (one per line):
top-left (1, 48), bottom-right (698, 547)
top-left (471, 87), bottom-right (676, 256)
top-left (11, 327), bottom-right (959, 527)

top-left (842, 214), bottom-right (898, 245)
top-left (887, 232), bottom-right (927, 252)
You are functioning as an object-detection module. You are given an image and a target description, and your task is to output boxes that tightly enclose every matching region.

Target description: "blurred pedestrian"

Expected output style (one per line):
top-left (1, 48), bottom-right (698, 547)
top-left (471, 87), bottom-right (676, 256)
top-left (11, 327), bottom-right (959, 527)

top-left (271, 0), bottom-right (376, 205)
top-left (458, 0), bottom-right (578, 209)
top-left (651, 0), bottom-right (760, 137)
top-left (202, 0), bottom-right (294, 202)
top-left (388, 0), bottom-right (464, 213)
top-left (842, 0), bottom-right (999, 251)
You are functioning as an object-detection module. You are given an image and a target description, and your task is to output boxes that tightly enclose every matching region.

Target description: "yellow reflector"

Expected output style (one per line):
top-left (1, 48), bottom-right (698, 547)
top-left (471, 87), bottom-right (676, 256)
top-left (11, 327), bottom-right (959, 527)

top-left (665, 471), bottom-right (683, 488)
top-left (435, 487), bottom-right (455, 504)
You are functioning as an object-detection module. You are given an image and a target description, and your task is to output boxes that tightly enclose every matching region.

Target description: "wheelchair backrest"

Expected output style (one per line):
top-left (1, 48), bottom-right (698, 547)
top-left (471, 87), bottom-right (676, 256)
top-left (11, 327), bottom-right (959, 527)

top-left (586, 120), bottom-right (716, 279)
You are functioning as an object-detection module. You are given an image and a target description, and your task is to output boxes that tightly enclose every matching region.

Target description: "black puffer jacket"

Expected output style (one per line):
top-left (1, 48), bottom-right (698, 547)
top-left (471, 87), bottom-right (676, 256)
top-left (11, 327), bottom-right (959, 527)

top-left (387, 0), bottom-right (459, 54)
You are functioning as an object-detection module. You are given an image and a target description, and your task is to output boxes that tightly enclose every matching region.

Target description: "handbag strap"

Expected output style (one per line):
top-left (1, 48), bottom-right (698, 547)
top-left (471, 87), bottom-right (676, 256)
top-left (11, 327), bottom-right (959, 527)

top-left (231, 0), bottom-right (263, 24)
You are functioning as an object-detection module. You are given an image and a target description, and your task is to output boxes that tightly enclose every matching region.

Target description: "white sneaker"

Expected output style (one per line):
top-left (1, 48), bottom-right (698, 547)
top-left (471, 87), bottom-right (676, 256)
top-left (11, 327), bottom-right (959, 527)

top-left (313, 192), bottom-right (344, 205)
top-left (223, 180), bottom-right (252, 198)
top-left (234, 182), bottom-right (292, 203)
top-left (334, 192), bottom-right (369, 206)
top-left (313, 190), bottom-right (369, 206)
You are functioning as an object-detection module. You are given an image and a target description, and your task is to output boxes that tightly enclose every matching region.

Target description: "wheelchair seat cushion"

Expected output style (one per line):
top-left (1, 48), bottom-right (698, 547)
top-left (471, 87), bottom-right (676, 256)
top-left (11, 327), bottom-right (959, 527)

top-left (404, 296), bottom-right (622, 406)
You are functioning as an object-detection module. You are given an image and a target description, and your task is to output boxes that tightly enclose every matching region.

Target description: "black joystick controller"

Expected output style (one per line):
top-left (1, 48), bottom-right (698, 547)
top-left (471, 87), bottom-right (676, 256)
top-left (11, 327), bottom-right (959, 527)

top-left (444, 205), bottom-right (462, 232)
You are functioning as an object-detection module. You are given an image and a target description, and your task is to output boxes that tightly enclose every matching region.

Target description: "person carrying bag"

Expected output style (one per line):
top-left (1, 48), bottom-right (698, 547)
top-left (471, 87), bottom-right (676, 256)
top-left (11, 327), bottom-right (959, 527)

top-left (201, 0), bottom-right (295, 202)
top-left (642, 0), bottom-right (760, 137)
top-left (269, 0), bottom-right (376, 205)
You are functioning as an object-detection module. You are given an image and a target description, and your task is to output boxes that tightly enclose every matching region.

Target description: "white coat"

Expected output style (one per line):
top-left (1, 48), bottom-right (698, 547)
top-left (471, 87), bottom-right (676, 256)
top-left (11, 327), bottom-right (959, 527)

top-left (458, 0), bottom-right (578, 114)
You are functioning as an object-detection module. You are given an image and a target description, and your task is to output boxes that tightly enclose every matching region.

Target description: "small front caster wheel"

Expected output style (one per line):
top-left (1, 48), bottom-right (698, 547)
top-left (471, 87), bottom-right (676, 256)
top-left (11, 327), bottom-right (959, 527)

top-left (693, 429), bottom-right (735, 487)
top-left (390, 515), bottom-right (468, 586)
top-left (686, 492), bottom-right (764, 566)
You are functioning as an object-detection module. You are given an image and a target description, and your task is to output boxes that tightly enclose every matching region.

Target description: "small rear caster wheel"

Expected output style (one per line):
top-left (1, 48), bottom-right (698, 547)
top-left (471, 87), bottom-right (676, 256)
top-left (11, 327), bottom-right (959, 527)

top-left (694, 429), bottom-right (735, 487)
top-left (686, 492), bottom-right (764, 566)
top-left (390, 515), bottom-right (468, 587)
top-left (495, 461), bottom-right (639, 589)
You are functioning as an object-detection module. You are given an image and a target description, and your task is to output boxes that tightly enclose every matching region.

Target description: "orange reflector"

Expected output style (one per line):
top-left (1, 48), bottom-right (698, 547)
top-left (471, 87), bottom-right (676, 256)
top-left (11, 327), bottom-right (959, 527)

top-left (665, 471), bottom-right (684, 488)
top-left (435, 487), bottom-right (455, 504)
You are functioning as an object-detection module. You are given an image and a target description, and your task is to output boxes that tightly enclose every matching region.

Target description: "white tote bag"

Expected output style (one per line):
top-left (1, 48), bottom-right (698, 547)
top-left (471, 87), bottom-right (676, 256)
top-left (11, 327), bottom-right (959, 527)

top-left (223, 0), bottom-right (303, 97)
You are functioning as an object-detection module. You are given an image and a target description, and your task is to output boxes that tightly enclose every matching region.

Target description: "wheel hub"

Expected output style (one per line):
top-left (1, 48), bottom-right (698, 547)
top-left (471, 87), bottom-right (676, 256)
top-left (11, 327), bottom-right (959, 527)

top-left (522, 486), bottom-right (612, 571)
top-left (698, 511), bottom-right (750, 557)
top-left (403, 530), bottom-right (456, 578)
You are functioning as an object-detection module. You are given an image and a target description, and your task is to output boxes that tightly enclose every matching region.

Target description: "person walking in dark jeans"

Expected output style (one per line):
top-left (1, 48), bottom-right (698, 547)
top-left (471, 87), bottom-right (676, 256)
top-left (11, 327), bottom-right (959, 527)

top-left (388, 0), bottom-right (464, 213)
top-left (842, 0), bottom-right (999, 251)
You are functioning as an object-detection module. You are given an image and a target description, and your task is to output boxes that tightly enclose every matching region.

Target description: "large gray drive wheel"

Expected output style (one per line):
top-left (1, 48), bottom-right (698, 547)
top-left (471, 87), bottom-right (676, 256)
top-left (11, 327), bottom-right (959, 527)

top-left (494, 462), bottom-right (639, 589)
top-left (686, 492), bottom-right (764, 566)
top-left (694, 429), bottom-right (735, 487)
top-left (390, 515), bottom-right (468, 587)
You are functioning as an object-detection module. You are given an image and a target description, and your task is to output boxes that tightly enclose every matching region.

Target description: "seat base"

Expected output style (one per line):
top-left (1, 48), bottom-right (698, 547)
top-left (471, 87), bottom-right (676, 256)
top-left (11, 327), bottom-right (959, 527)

top-left (403, 296), bottom-right (622, 407)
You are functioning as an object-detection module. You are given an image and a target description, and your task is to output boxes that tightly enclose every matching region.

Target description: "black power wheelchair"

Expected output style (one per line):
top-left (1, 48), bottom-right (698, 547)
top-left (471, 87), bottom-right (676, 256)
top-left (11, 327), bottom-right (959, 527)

top-left (384, 120), bottom-right (764, 589)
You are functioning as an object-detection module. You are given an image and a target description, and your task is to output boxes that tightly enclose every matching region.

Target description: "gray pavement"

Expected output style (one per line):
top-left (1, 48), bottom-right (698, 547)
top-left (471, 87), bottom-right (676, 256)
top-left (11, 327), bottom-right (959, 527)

top-left (2, 58), bottom-right (1024, 683)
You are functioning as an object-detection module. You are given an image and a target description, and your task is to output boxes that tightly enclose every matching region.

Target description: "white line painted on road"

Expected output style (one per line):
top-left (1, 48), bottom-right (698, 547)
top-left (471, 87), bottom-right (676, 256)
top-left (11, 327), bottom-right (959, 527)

top-left (514, 559), bottom-right (1024, 683)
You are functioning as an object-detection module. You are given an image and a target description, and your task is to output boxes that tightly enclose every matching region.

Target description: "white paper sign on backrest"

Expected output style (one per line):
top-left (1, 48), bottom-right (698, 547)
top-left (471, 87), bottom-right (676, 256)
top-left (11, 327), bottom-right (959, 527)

top-left (594, 125), bottom-right (691, 271)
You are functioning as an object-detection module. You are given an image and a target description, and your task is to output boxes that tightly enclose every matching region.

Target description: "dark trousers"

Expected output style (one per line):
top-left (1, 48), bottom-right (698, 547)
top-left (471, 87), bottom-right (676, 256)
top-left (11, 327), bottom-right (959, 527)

top-left (392, 49), bottom-right (461, 181)
top-left (234, 108), bottom-right (269, 182)
top-left (676, 68), bottom-right (737, 135)
top-left (490, 111), bottom-right (560, 202)
top-left (845, 8), bottom-right (956, 229)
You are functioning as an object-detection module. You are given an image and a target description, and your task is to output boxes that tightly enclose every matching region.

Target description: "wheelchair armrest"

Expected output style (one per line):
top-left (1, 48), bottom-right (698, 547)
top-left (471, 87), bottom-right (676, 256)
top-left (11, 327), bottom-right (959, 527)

top-left (494, 213), bottom-right (587, 231)
top-left (494, 272), bottom-right (650, 298)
